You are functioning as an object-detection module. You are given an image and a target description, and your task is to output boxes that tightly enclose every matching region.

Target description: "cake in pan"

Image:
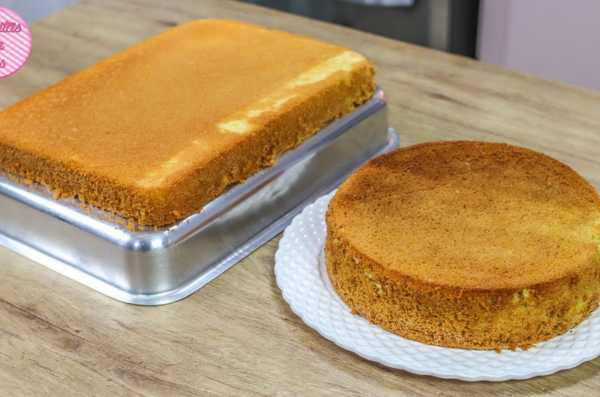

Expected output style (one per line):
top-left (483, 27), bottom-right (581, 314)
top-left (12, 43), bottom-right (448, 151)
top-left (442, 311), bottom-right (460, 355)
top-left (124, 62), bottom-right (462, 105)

top-left (0, 19), bottom-right (375, 226)
top-left (326, 141), bottom-right (600, 350)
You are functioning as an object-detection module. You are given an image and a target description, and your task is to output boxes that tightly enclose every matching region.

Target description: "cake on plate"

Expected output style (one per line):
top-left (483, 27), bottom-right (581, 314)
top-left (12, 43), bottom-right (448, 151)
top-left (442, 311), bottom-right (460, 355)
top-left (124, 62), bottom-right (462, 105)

top-left (326, 141), bottom-right (600, 350)
top-left (0, 19), bottom-right (374, 226)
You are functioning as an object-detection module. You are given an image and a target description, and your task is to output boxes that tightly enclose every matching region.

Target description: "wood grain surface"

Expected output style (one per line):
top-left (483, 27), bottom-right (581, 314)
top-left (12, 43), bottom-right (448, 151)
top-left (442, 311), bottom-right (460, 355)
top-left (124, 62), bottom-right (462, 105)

top-left (1, 0), bottom-right (600, 395)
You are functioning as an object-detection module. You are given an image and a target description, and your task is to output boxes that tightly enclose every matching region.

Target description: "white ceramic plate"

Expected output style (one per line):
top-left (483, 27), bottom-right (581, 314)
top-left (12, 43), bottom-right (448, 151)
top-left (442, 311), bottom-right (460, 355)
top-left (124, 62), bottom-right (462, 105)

top-left (274, 192), bottom-right (600, 381)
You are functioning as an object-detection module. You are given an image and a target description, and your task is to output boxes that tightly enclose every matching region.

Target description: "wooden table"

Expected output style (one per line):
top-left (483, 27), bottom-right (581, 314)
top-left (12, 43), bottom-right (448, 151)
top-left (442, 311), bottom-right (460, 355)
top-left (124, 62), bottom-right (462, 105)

top-left (1, 1), bottom-right (600, 395)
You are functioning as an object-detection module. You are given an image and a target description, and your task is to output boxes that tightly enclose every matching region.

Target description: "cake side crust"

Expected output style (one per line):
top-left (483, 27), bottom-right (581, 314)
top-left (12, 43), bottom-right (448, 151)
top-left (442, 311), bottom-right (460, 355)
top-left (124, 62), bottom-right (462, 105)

top-left (325, 224), bottom-right (600, 350)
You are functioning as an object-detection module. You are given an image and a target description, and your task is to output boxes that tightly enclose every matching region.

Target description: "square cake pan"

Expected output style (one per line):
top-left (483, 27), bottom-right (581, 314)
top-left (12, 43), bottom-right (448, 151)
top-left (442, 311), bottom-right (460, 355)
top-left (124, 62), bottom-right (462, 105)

top-left (0, 89), bottom-right (398, 305)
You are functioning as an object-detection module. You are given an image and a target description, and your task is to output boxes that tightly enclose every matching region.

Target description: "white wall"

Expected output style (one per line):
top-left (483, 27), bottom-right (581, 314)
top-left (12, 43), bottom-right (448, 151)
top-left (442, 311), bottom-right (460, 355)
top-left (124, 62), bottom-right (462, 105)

top-left (478, 0), bottom-right (600, 91)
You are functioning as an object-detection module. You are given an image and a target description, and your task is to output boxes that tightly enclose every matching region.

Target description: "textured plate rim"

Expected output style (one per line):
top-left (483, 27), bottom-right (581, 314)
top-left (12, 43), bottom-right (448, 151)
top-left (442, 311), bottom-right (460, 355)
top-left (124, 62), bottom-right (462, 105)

top-left (274, 192), bottom-right (600, 382)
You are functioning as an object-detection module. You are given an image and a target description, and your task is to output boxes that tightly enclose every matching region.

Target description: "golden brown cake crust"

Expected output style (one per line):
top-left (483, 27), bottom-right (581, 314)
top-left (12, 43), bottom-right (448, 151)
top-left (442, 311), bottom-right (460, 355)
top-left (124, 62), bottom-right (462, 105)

top-left (0, 19), bottom-right (375, 226)
top-left (326, 141), bottom-right (600, 350)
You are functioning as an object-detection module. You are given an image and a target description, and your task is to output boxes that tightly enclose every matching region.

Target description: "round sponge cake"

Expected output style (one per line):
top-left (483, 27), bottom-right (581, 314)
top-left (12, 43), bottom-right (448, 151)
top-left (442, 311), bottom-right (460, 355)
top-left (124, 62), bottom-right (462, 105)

top-left (326, 141), bottom-right (600, 350)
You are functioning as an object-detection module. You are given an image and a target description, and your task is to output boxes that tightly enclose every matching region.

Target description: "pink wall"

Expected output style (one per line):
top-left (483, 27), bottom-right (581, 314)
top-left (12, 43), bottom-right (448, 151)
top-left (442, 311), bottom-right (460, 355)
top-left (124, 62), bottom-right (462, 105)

top-left (478, 0), bottom-right (600, 91)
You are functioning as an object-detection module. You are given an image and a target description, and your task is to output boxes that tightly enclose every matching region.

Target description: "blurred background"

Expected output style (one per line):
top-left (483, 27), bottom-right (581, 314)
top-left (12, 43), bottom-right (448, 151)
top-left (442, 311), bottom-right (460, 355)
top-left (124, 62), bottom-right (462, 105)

top-left (2, 0), bottom-right (599, 91)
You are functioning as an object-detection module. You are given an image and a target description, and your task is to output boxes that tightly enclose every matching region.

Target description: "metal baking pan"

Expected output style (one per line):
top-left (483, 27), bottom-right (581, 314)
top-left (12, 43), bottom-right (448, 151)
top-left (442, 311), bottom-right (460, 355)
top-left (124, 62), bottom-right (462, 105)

top-left (0, 89), bottom-right (398, 305)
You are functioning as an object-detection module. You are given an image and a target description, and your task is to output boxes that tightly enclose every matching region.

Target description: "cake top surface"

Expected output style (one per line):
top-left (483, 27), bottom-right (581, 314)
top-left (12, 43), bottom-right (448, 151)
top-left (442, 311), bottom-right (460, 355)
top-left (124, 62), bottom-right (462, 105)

top-left (0, 19), bottom-right (370, 189)
top-left (328, 141), bottom-right (600, 290)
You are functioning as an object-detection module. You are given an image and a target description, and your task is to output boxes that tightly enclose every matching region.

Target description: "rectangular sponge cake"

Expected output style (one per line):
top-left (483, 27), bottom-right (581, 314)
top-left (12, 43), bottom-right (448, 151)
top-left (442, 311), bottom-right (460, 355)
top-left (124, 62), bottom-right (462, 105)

top-left (0, 19), bottom-right (375, 226)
